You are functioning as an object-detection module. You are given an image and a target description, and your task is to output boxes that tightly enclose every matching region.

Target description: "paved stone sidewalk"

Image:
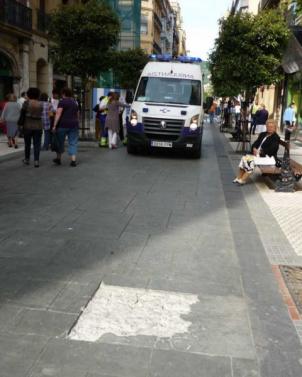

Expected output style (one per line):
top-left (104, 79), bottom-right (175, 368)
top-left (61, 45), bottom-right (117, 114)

top-left (0, 134), bottom-right (24, 161)
top-left (221, 127), bottom-right (302, 346)
top-left (0, 125), bottom-right (302, 377)
top-left (223, 130), bottom-right (302, 264)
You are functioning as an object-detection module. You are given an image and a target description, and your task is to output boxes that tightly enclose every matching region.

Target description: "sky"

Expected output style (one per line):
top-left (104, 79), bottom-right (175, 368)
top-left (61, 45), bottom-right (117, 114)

top-left (178, 0), bottom-right (231, 61)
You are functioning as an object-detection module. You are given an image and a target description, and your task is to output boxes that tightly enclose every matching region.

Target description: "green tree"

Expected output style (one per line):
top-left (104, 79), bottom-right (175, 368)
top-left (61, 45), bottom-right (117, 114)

top-left (111, 48), bottom-right (149, 89)
top-left (49, 0), bottom-right (120, 131)
top-left (49, 0), bottom-right (120, 79)
top-left (209, 9), bottom-right (290, 98)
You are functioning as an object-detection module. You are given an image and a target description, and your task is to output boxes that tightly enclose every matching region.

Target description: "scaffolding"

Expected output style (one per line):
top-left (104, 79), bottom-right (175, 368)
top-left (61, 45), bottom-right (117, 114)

top-left (97, 0), bottom-right (141, 87)
top-left (105, 0), bottom-right (141, 50)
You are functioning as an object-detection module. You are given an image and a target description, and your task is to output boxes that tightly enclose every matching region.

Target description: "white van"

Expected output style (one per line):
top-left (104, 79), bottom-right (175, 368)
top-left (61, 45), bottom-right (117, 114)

top-left (127, 56), bottom-right (204, 158)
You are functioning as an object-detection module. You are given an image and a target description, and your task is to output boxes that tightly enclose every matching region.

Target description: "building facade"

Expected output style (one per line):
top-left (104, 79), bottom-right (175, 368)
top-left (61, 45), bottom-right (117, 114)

top-left (260, 0), bottom-right (300, 129)
top-left (140, 0), bottom-right (185, 56)
top-left (230, 0), bottom-right (284, 124)
top-left (0, 0), bottom-right (61, 100)
top-left (106, 0), bottom-right (141, 51)
top-left (1, 0), bottom-right (187, 100)
top-left (231, 0), bottom-right (260, 14)
top-left (170, 1), bottom-right (186, 55)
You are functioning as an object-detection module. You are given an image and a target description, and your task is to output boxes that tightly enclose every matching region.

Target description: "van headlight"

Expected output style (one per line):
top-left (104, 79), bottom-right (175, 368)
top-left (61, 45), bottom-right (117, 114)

top-left (190, 115), bottom-right (199, 130)
top-left (130, 110), bottom-right (138, 126)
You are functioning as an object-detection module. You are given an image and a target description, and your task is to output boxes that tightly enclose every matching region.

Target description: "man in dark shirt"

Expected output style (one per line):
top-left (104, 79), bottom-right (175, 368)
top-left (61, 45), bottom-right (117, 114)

top-left (252, 103), bottom-right (268, 134)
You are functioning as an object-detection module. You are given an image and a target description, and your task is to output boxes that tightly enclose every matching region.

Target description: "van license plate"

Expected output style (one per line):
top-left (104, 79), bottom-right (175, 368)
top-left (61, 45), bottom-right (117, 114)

top-left (151, 141), bottom-right (173, 148)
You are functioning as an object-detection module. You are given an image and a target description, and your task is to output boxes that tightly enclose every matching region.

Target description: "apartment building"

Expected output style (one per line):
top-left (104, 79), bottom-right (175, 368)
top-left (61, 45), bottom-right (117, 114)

top-left (281, 0), bottom-right (302, 127)
top-left (0, 0), bottom-right (186, 99)
top-left (229, 0), bottom-right (283, 122)
top-left (0, 0), bottom-right (61, 99)
top-left (170, 1), bottom-right (186, 55)
top-left (140, 0), bottom-right (185, 56)
top-left (141, 0), bottom-right (170, 54)
top-left (106, 0), bottom-right (141, 51)
top-left (231, 0), bottom-right (260, 14)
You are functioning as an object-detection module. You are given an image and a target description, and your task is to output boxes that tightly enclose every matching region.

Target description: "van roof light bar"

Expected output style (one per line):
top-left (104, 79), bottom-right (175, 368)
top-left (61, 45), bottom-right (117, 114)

top-left (149, 55), bottom-right (202, 63)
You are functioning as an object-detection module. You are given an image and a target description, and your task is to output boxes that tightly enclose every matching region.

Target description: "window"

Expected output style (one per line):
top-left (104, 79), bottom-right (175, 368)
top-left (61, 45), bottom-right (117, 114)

top-left (141, 15), bottom-right (148, 35)
top-left (135, 77), bottom-right (201, 106)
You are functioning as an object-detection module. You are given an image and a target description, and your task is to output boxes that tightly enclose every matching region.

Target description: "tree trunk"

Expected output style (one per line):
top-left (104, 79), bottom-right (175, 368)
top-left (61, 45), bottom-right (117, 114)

top-left (81, 77), bottom-right (88, 139)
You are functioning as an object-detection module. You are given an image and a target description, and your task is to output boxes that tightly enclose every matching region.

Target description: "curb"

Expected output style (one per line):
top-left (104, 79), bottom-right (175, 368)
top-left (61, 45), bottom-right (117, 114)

top-left (0, 149), bottom-right (24, 164)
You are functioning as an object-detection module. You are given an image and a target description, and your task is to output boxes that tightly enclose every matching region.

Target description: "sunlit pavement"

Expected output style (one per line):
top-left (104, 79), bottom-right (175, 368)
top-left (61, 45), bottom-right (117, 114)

top-left (0, 134), bottom-right (24, 161)
top-left (0, 124), bottom-right (301, 377)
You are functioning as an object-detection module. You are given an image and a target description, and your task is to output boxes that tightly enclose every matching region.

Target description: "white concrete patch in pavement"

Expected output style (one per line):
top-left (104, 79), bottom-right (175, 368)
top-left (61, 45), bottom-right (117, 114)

top-left (68, 283), bottom-right (199, 342)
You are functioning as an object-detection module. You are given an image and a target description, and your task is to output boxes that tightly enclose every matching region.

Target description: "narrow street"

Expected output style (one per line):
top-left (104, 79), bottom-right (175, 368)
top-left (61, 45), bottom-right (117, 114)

top-left (0, 124), bottom-right (301, 377)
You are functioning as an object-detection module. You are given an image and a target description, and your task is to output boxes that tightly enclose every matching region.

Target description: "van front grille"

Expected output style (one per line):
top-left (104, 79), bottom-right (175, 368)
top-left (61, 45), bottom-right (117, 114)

top-left (143, 117), bottom-right (184, 141)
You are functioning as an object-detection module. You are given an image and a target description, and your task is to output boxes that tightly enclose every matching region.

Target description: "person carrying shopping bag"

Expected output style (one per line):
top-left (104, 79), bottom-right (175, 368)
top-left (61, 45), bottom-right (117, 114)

top-left (20, 88), bottom-right (43, 167)
top-left (52, 88), bottom-right (79, 166)
top-left (102, 92), bottom-right (129, 149)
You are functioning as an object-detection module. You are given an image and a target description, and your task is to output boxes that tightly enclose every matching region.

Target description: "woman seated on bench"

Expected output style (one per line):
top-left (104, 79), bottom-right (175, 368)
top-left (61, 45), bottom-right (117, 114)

top-left (233, 119), bottom-right (280, 185)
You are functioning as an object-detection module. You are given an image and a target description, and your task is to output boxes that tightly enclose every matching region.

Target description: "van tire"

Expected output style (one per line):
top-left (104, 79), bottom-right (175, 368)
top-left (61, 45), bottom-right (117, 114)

top-left (191, 143), bottom-right (201, 159)
top-left (127, 143), bottom-right (137, 154)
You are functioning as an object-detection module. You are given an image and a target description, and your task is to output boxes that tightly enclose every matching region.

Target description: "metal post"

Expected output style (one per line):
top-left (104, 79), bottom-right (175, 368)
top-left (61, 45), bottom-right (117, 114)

top-left (275, 142), bottom-right (295, 192)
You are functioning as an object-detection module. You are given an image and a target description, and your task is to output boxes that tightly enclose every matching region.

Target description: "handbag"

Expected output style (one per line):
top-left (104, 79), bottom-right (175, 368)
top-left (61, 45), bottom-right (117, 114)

top-left (254, 155), bottom-right (275, 165)
top-left (0, 120), bottom-right (6, 134)
top-left (17, 106), bottom-right (27, 127)
top-left (51, 132), bottom-right (60, 152)
top-left (17, 102), bottom-right (28, 137)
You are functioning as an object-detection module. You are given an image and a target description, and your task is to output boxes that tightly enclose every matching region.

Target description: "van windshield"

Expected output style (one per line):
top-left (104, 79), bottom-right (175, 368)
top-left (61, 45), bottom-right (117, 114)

top-left (135, 77), bottom-right (201, 105)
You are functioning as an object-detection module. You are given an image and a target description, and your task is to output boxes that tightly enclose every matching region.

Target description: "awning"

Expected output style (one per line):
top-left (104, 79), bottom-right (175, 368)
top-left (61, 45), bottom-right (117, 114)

top-left (282, 29), bottom-right (302, 74)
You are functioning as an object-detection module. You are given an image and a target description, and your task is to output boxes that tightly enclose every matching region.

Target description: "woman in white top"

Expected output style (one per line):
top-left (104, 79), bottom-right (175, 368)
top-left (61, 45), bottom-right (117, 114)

top-left (233, 119), bottom-right (280, 185)
top-left (0, 93), bottom-right (21, 148)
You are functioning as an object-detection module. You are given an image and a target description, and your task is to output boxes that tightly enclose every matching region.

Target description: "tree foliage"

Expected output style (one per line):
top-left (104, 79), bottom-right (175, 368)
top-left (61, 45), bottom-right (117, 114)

top-left (109, 48), bottom-right (149, 89)
top-left (49, 0), bottom-right (120, 81)
top-left (209, 9), bottom-right (290, 97)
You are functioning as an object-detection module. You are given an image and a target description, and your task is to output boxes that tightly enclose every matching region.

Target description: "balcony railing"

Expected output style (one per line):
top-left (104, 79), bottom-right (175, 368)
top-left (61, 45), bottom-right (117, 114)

top-left (261, 0), bottom-right (279, 9)
top-left (153, 41), bottom-right (162, 54)
top-left (37, 10), bottom-right (50, 33)
top-left (153, 12), bottom-right (162, 29)
top-left (0, 0), bottom-right (32, 31)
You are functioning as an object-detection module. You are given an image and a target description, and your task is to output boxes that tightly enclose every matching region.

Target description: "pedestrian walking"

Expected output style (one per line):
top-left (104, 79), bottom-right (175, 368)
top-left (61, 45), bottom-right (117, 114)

top-left (93, 95), bottom-right (105, 140)
top-left (283, 102), bottom-right (296, 141)
top-left (0, 95), bottom-right (8, 135)
top-left (250, 100), bottom-right (259, 134)
top-left (20, 87), bottom-right (43, 167)
top-left (121, 90), bottom-right (133, 146)
top-left (40, 93), bottom-right (54, 151)
top-left (234, 101), bottom-right (241, 127)
top-left (0, 93), bottom-right (20, 148)
top-left (103, 92), bottom-right (129, 149)
top-left (17, 92), bottom-right (27, 107)
top-left (208, 100), bottom-right (217, 124)
top-left (99, 92), bottom-right (113, 147)
top-left (254, 104), bottom-right (268, 134)
top-left (51, 89), bottom-right (59, 113)
top-left (52, 87), bottom-right (79, 167)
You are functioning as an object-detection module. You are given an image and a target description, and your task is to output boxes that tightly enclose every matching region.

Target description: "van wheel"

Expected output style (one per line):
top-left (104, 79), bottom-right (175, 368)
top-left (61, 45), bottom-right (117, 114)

top-left (127, 143), bottom-right (137, 154)
top-left (191, 143), bottom-right (201, 159)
